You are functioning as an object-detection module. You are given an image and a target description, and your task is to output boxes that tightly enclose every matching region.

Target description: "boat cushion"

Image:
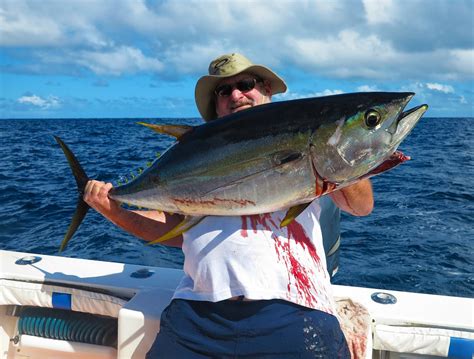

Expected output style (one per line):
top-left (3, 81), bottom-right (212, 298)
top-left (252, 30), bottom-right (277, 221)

top-left (0, 279), bottom-right (126, 318)
top-left (374, 324), bottom-right (474, 357)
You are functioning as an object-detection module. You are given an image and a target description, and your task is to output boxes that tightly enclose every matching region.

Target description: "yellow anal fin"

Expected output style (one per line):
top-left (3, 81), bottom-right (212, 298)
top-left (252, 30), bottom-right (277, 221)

top-left (137, 122), bottom-right (193, 140)
top-left (280, 202), bottom-right (312, 228)
top-left (147, 216), bottom-right (205, 245)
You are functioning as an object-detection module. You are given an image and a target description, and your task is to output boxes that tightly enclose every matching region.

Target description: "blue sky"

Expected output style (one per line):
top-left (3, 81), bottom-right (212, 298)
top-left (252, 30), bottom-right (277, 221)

top-left (1, 0), bottom-right (473, 119)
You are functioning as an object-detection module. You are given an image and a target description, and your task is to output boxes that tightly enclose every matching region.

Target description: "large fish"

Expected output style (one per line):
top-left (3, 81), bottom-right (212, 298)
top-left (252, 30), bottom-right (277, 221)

top-left (55, 92), bottom-right (427, 251)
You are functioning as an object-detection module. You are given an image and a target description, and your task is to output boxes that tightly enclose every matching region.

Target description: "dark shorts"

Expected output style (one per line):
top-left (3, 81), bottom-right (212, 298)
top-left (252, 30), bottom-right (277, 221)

top-left (146, 299), bottom-right (350, 359)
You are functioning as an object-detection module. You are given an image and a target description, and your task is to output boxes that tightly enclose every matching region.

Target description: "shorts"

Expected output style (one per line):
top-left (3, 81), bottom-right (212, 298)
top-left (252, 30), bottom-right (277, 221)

top-left (146, 299), bottom-right (350, 358)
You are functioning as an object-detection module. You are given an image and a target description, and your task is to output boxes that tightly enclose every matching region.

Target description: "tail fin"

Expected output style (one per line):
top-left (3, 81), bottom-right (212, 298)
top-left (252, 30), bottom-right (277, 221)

top-left (54, 136), bottom-right (90, 252)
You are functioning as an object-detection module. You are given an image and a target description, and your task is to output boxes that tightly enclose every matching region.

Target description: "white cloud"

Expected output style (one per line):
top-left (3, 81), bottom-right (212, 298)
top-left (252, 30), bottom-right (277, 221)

top-left (449, 49), bottom-right (474, 77)
top-left (162, 41), bottom-right (234, 74)
top-left (275, 89), bottom-right (344, 101)
top-left (426, 83), bottom-right (454, 94)
top-left (357, 85), bottom-right (380, 92)
top-left (75, 46), bottom-right (164, 75)
top-left (274, 91), bottom-right (301, 101)
top-left (0, 0), bottom-right (109, 47)
top-left (285, 30), bottom-right (397, 79)
top-left (0, 3), bottom-right (62, 46)
top-left (37, 46), bottom-right (164, 76)
top-left (1, 0), bottom-right (473, 81)
top-left (362, 0), bottom-right (396, 25)
top-left (17, 95), bottom-right (60, 109)
top-left (315, 89), bottom-right (345, 97)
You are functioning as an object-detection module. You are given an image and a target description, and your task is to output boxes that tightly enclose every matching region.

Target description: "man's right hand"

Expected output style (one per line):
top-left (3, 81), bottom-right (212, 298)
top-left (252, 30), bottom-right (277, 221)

top-left (83, 180), bottom-right (121, 216)
top-left (83, 180), bottom-right (184, 247)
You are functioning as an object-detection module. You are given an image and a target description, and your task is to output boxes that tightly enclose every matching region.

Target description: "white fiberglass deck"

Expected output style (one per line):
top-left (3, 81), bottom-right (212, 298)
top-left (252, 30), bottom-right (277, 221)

top-left (1, 250), bottom-right (472, 358)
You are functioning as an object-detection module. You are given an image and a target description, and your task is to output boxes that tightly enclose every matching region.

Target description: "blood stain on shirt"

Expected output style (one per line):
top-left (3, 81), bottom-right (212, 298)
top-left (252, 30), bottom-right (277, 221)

top-left (240, 214), bottom-right (325, 307)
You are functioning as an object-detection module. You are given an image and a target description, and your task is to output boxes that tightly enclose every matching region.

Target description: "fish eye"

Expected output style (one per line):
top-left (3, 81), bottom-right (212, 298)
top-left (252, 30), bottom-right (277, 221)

top-left (365, 110), bottom-right (382, 128)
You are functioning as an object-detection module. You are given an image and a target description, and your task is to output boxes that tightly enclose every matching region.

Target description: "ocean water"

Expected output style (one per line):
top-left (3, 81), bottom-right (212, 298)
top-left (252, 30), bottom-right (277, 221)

top-left (0, 117), bottom-right (472, 298)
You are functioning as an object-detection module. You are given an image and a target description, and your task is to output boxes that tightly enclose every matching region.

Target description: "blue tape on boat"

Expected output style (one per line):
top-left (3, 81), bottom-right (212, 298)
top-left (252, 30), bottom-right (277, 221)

top-left (52, 292), bottom-right (72, 310)
top-left (448, 337), bottom-right (474, 359)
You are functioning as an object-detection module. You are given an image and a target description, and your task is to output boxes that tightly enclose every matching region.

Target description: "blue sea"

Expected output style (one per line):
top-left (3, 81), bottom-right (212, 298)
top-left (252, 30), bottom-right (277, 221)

top-left (0, 117), bottom-right (472, 298)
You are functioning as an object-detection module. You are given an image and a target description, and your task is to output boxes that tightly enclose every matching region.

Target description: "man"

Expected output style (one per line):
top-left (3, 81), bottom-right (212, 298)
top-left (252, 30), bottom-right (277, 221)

top-left (85, 53), bottom-right (373, 358)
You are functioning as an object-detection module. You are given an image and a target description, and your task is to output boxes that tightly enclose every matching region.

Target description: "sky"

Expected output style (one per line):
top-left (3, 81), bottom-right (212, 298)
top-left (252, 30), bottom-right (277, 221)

top-left (0, 0), bottom-right (473, 119)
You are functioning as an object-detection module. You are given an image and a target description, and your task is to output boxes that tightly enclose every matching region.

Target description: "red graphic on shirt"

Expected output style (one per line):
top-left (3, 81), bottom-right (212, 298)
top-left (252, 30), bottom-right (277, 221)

top-left (240, 214), bottom-right (328, 309)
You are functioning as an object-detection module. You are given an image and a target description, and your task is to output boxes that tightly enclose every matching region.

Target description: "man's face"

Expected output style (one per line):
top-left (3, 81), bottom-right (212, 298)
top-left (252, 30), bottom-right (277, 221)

top-left (214, 73), bottom-right (272, 119)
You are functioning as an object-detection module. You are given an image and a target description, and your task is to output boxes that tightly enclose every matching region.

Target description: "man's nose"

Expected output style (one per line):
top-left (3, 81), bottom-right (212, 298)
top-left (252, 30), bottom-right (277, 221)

top-left (230, 88), bottom-right (244, 100)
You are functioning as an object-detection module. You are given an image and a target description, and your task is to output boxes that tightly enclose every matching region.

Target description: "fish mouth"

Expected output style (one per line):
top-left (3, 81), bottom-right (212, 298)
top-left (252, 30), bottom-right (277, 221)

top-left (393, 103), bottom-right (428, 140)
top-left (366, 150), bottom-right (411, 178)
top-left (377, 102), bottom-right (428, 171)
top-left (364, 101), bottom-right (428, 180)
top-left (401, 103), bottom-right (427, 118)
top-left (382, 102), bottom-right (428, 157)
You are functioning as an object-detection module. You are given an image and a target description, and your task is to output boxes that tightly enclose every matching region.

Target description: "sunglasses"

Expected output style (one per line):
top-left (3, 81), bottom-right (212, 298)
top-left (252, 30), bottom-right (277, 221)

top-left (214, 78), bottom-right (263, 97)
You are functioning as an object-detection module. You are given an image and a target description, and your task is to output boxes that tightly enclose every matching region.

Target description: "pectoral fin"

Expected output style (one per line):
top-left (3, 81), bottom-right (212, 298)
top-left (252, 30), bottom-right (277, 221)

top-left (280, 203), bottom-right (312, 228)
top-left (147, 216), bottom-right (205, 245)
top-left (137, 122), bottom-right (193, 140)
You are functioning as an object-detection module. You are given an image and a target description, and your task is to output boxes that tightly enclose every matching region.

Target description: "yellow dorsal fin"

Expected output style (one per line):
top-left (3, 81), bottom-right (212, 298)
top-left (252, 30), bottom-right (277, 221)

top-left (137, 122), bottom-right (193, 140)
top-left (280, 202), bottom-right (312, 228)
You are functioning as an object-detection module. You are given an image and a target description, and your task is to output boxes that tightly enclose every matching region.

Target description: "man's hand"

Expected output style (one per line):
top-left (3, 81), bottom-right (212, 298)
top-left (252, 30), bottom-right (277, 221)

top-left (83, 180), bottom-right (184, 247)
top-left (329, 179), bottom-right (374, 216)
top-left (84, 180), bottom-right (121, 216)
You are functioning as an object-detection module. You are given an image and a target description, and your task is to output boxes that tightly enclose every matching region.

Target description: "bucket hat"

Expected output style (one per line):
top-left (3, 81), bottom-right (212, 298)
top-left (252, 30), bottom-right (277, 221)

top-left (195, 53), bottom-right (287, 121)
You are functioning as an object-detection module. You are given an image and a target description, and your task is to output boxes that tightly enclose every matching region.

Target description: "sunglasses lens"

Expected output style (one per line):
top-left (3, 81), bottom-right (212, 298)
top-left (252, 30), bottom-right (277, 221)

top-left (216, 84), bottom-right (232, 97)
top-left (236, 79), bottom-right (256, 92)
top-left (215, 78), bottom-right (257, 97)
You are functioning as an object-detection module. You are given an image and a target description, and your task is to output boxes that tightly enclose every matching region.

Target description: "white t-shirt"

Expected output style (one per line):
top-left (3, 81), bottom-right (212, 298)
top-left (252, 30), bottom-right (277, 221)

top-left (173, 200), bottom-right (336, 315)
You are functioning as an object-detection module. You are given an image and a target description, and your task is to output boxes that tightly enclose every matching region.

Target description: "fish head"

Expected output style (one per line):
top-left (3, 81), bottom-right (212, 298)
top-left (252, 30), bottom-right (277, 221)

top-left (311, 92), bottom-right (428, 183)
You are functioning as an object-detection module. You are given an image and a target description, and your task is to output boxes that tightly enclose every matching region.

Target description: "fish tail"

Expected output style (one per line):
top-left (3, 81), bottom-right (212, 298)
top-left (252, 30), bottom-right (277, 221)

top-left (54, 136), bottom-right (90, 252)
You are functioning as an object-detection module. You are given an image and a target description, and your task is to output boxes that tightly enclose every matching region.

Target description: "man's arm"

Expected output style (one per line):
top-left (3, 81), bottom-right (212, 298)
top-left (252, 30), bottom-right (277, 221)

top-left (84, 180), bottom-right (184, 247)
top-left (329, 179), bottom-right (374, 216)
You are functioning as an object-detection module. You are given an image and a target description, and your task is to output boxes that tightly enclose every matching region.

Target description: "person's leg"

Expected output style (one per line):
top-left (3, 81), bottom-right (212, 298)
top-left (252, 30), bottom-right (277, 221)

top-left (146, 299), bottom-right (349, 359)
top-left (234, 300), bottom-right (350, 359)
top-left (146, 299), bottom-right (235, 358)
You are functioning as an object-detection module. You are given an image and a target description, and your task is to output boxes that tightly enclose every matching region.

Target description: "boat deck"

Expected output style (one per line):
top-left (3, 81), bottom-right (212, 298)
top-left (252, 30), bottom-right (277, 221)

top-left (1, 250), bottom-right (472, 358)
